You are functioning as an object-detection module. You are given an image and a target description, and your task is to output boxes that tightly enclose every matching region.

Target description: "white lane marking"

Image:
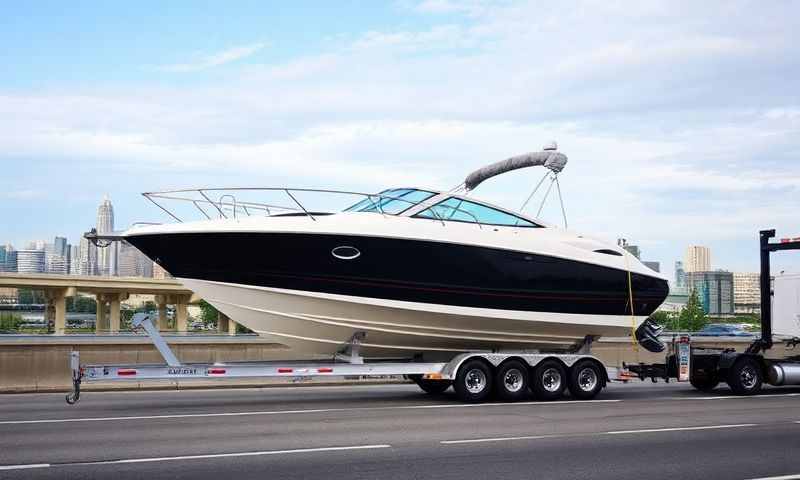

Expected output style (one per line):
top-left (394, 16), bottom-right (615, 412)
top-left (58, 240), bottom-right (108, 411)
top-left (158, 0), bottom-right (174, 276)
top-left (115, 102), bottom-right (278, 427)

top-left (668, 393), bottom-right (800, 400)
top-left (441, 423), bottom-right (760, 445)
top-left (0, 463), bottom-right (51, 471)
top-left (0, 399), bottom-right (620, 425)
top-left (0, 445), bottom-right (390, 471)
top-left (606, 423), bottom-right (758, 435)
top-left (89, 444), bottom-right (391, 465)
top-left (442, 435), bottom-right (553, 445)
top-left (746, 475), bottom-right (800, 480)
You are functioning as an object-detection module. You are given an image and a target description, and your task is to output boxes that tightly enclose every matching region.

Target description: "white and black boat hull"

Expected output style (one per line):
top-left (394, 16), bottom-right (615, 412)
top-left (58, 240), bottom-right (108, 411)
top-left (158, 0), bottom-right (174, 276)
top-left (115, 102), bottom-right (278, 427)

top-left (181, 278), bottom-right (650, 357)
top-left (127, 227), bottom-right (669, 357)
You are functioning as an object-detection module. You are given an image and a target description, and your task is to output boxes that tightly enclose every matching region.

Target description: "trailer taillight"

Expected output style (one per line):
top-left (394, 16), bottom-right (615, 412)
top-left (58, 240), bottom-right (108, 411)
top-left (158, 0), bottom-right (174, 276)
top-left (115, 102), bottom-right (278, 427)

top-left (117, 369), bottom-right (137, 376)
top-left (208, 368), bottom-right (226, 375)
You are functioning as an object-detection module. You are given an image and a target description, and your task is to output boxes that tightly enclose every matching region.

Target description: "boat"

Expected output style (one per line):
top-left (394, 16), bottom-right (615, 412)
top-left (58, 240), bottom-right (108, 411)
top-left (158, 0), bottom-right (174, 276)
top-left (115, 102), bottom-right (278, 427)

top-left (104, 144), bottom-right (669, 358)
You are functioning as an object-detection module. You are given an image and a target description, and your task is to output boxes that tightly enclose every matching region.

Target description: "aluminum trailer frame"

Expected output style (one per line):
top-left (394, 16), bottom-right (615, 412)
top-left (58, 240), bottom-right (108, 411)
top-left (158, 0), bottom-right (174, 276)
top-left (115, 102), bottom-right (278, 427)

top-left (66, 314), bottom-right (621, 404)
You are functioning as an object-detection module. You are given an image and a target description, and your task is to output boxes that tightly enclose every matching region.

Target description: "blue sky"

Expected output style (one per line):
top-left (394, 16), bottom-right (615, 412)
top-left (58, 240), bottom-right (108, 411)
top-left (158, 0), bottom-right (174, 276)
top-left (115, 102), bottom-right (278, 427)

top-left (1, 0), bottom-right (799, 277)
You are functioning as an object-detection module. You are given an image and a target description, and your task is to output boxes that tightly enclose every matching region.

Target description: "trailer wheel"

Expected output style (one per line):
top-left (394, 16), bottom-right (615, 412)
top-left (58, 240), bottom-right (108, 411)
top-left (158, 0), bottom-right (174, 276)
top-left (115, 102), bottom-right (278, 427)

top-left (454, 359), bottom-right (493, 403)
top-left (530, 359), bottom-right (567, 401)
top-left (689, 374), bottom-right (719, 392)
top-left (413, 378), bottom-right (451, 395)
top-left (727, 357), bottom-right (763, 396)
top-left (494, 360), bottom-right (529, 402)
top-left (567, 360), bottom-right (604, 400)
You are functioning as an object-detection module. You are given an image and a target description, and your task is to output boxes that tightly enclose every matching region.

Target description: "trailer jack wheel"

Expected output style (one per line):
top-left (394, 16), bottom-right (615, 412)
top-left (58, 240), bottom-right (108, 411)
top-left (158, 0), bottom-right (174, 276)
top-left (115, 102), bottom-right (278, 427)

top-left (66, 376), bottom-right (81, 405)
top-left (727, 358), bottom-right (763, 396)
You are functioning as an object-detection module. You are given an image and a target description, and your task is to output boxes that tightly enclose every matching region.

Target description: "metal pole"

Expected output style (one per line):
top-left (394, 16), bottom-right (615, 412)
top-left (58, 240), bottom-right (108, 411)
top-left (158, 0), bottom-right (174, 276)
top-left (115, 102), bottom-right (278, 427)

top-left (554, 174), bottom-right (568, 229)
top-left (519, 171), bottom-right (551, 212)
top-left (536, 176), bottom-right (556, 218)
top-left (759, 229), bottom-right (775, 350)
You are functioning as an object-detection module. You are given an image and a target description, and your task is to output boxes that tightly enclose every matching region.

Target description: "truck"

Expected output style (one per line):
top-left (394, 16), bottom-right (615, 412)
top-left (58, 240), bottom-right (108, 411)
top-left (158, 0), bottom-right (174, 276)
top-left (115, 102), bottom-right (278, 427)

top-left (65, 229), bottom-right (799, 404)
top-left (629, 229), bottom-right (800, 395)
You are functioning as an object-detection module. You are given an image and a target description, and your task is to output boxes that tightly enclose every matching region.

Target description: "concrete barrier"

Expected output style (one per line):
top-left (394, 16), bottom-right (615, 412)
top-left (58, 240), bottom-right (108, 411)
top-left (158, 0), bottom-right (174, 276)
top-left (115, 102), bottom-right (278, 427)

top-left (0, 335), bottom-right (794, 393)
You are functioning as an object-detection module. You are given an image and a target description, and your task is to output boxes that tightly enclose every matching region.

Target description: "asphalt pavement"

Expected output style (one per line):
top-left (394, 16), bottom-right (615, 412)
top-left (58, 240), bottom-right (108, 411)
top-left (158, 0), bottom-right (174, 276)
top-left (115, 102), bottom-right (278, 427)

top-left (1, 381), bottom-right (800, 479)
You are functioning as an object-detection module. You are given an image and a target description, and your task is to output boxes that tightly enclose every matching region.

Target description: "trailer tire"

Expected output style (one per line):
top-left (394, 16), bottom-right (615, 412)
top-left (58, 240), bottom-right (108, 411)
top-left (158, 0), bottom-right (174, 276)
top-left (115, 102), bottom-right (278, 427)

top-left (689, 374), bottom-right (719, 392)
top-left (454, 359), bottom-right (493, 403)
top-left (567, 360), bottom-right (604, 400)
top-left (727, 357), bottom-right (763, 396)
top-left (413, 378), bottom-right (451, 395)
top-left (494, 360), bottom-right (529, 402)
top-left (530, 359), bottom-right (567, 401)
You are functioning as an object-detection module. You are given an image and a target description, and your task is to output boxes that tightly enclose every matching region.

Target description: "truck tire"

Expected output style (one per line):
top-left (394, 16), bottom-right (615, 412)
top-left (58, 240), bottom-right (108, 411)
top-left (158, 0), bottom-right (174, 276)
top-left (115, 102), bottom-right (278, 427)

top-left (454, 359), bottom-right (493, 403)
top-left (567, 360), bottom-right (604, 400)
top-left (413, 378), bottom-right (451, 395)
top-left (494, 360), bottom-right (529, 402)
top-left (727, 357), bottom-right (763, 396)
top-left (530, 359), bottom-right (567, 401)
top-left (689, 373), bottom-right (719, 392)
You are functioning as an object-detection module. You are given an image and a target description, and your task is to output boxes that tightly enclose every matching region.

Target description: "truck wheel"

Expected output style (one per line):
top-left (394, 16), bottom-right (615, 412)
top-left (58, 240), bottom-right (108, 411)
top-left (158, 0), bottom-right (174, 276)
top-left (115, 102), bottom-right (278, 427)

top-left (495, 360), bottom-right (529, 402)
top-left (727, 357), bottom-right (763, 396)
top-left (530, 359), bottom-right (567, 401)
top-left (689, 374), bottom-right (719, 392)
top-left (567, 360), bottom-right (604, 400)
top-left (454, 359), bottom-right (493, 403)
top-left (413, 378), bottom-right (451, 395)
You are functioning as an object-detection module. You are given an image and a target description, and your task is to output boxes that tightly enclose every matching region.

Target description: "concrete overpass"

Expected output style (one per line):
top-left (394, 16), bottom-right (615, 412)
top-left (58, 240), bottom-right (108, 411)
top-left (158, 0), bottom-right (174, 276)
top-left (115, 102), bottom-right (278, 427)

top-left (0, 273), bottom-right (238, 335)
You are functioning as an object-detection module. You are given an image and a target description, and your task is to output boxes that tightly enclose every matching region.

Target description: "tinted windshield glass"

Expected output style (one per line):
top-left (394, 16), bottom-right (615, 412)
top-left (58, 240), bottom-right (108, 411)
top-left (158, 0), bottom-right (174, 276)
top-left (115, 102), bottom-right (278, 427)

top-left (415, 197), bottom-right (538, 227)
top-left (344, 189), bottom-right (435, 215)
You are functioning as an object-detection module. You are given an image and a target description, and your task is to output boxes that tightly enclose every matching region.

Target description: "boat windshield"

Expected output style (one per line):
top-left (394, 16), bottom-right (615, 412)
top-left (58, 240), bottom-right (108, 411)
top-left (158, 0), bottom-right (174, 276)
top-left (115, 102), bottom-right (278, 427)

top-left (344, 188), bottom-right (436, 215)
top-left (415, 197), bottom-right (539, 227)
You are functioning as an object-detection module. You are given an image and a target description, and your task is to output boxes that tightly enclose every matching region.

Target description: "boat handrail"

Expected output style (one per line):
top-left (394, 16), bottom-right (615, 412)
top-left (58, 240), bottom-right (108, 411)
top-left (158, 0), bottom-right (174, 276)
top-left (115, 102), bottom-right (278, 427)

top-left (141, 187), bottom-right (450, 225)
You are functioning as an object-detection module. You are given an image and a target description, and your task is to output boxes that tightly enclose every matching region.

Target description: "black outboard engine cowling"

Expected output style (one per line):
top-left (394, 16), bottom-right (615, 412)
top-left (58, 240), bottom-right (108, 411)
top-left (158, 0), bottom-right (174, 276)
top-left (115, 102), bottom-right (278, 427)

top-left (636, 318), bottom-right (666, 353)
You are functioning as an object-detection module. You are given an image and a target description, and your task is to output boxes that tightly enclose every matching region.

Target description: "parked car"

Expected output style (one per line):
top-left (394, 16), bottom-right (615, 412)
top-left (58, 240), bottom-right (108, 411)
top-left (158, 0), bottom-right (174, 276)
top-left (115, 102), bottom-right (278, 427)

top-left (695, 323), bottom-right (754, 337)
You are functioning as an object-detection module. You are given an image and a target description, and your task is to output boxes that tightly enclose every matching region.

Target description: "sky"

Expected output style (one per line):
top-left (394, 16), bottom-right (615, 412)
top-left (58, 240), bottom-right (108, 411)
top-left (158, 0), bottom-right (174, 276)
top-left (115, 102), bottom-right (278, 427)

top-left (1, 0), bottom-right (799, 278)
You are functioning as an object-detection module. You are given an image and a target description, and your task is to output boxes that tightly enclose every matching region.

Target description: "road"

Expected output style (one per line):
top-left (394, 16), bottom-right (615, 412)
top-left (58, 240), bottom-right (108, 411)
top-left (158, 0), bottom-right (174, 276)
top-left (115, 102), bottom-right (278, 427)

top-left (1, 382), bottom-right (799, 479)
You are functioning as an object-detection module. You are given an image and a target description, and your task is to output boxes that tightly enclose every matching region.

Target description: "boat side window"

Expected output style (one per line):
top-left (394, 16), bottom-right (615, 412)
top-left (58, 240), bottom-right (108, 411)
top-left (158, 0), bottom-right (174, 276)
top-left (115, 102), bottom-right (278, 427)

top-left (414, 197), bottom-right (539, 227)
top-left (344, 189), bottom-right (435, 215)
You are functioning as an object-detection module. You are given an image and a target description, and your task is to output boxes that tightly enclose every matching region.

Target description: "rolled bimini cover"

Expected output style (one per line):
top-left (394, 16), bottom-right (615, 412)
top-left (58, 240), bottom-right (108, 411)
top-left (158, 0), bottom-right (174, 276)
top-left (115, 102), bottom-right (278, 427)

top-left (464, 142), bottom-right (568, 191)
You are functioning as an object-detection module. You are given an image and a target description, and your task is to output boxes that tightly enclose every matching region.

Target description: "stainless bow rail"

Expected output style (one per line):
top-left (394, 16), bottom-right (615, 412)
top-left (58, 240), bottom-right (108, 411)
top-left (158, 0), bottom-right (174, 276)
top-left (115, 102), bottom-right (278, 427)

top-left (141, 187), bottom-right (485, 228)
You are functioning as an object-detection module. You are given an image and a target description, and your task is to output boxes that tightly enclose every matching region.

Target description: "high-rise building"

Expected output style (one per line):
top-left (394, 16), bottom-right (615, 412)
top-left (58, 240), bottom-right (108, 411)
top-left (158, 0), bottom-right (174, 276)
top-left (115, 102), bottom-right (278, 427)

top-left (152, 262), bottom-right (170, 279)
top-left (685, 246), bottom-right (711, 273)
top-left (4, 248), bottom-right (17, 273)
top-left (77, 237), bottom-right (98, 276)
top-left (118, 243), bottom-right (153, 277)
top-left (44, 237), bottom-right (69, 275)
top-left (53, 237), bottom-right (68, 257)
top-left (96, 195), bottom-right (118, 276)
top-left (0, 245), bottom-right (6, 272)
top-left (69, 245), bottom-right (80, 275)
top-left (687, 270), bottom-right (734, 315)
top-left (733, 273), bottom-right (761, 314)
top-left (16, 250), bottom-right (46, 274)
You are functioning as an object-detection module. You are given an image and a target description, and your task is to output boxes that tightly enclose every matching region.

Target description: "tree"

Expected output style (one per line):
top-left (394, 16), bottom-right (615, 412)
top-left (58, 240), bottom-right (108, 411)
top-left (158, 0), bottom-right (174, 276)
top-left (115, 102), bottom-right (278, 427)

top-left (198, 300), bottom-right (219, 328)
top-left (677, 289), bottom-right (708, 332)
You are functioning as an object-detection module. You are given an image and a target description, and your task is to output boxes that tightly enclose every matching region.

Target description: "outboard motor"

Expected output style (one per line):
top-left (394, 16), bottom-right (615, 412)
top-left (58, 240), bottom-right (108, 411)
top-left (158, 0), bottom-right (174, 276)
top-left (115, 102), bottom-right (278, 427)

top-left (636, 318), bottom-right (666, 353)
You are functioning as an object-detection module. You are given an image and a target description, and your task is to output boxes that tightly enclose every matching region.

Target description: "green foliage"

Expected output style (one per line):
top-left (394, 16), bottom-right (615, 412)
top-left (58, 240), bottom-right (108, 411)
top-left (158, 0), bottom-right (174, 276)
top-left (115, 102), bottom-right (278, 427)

top-left (66, 296), bottom-right (97, 313)
top-left (650, 290), bottom-right (709, 332)
top-left (135, 301), bottom-right (157, 313)
top-left (0, 312), bottom-right (23, 331)
top-left (198, 300), bottom-right (219, 328)
top-left (17, 289), bottom-right (45, 305)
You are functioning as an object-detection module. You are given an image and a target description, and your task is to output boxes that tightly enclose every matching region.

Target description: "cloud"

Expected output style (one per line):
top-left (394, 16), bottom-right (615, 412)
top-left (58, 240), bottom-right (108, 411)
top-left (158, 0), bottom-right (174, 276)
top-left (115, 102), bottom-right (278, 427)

top-left (156, 42), bottom-right (267, 72)
top-left (1, 0), bottom-right (799, 273)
